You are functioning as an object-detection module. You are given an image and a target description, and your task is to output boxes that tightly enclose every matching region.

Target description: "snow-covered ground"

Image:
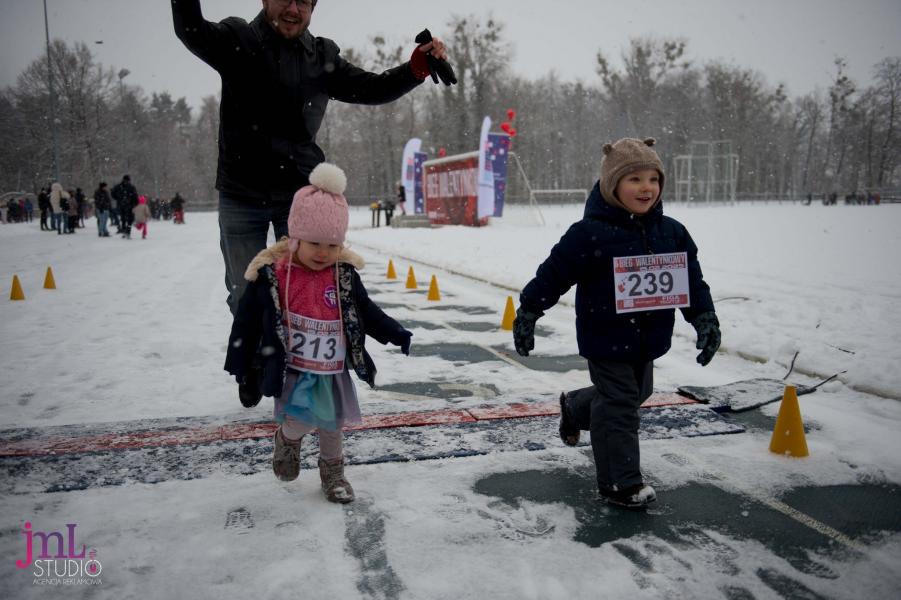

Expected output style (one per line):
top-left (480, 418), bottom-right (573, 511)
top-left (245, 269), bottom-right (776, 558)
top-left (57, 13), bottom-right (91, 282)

top-left (1, 201), bottom-right (900, 598)
top-left (350, 202), bottom-right (901, 400)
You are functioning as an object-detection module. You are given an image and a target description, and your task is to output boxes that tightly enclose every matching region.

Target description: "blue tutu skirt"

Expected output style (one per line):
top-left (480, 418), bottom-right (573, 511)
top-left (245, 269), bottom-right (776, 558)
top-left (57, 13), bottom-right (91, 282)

top-left (274, 367), bottom-right (361, 431)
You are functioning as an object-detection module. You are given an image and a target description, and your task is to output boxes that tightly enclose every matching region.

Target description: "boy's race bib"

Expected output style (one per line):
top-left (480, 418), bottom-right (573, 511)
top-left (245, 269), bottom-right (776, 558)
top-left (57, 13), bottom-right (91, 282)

top-left (285, 312), bottom-right (346, 374)
top-left (613, 252), bottom-right (690, 314)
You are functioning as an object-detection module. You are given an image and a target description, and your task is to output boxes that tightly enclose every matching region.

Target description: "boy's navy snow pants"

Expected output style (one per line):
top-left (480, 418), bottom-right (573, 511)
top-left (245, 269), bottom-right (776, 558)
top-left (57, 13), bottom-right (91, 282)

top-left (565, 358), bottom-right (653, 492)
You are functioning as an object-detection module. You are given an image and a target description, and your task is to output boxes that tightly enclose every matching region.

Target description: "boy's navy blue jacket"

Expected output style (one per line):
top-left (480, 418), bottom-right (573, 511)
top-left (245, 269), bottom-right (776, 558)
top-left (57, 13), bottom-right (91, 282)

top-left (225, 242), bottom-right (408, 397)
top-left (520, 182), bottom-right (715, 363)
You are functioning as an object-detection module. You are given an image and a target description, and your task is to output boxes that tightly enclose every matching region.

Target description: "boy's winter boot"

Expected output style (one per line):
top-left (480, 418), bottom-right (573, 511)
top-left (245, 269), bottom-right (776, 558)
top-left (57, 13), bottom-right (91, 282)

top-left (599, 483), bottom-right (657, 509)
top-left (272, 427), bottom-right (302, 482)
top-left (318, 457), bottom-right (355, 504)
top-left (559, 392), bottom-right (580, 446)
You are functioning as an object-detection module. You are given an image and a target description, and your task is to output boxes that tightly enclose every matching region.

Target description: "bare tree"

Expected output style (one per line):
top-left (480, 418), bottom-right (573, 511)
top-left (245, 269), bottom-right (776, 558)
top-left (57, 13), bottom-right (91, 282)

top-left (597, 38), bottom-right (689, 134)
top-left (874, 58), bottom-right (901, 186)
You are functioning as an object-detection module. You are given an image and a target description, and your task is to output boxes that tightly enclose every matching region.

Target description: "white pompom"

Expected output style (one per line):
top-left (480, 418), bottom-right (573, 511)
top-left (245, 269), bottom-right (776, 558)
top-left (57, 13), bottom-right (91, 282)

top-left (309, 162), bottom-right (347, 195)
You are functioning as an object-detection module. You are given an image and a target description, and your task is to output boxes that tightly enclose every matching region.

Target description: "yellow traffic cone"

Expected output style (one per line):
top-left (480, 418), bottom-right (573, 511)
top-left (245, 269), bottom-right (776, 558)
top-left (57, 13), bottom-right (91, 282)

top-left (386, 259), bottom-right (397, 280)
top-left (427, 275), bottom-right (441, 301)
top-left (43, 266), bottom-right (56, 290)
top-left (10, 275), bottom-right (25, 301)
top-left (405, 266), bottom-right (418, 289)
top-left (501, 296), bottom-right (516, 330)
top-left (768, 385), bottom-right (809, 457)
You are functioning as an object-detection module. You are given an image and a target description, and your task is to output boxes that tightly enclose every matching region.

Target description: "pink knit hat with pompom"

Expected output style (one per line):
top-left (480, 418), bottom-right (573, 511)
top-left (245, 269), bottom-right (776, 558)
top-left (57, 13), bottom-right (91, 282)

top-left (287, 163), bottom-right (349, 252)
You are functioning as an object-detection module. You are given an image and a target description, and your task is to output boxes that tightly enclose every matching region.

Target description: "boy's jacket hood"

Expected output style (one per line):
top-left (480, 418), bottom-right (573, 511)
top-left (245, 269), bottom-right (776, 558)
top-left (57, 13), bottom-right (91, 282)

top-left (583, 180), bottom-right (664, 222)
top-left (244, 238), bottom-right (365, 281)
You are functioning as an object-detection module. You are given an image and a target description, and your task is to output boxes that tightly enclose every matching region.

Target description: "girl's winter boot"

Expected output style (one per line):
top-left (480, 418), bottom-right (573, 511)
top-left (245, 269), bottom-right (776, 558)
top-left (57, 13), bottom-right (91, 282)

top-left (318, 457), bottom-right (355, 503)
top-left (272, 427), bottom-right (302, 481)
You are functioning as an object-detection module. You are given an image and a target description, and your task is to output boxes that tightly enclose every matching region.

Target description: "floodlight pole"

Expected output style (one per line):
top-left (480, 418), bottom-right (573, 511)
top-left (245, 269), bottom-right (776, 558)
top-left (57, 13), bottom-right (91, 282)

top-left (43, 0), bottom-right (61, 184)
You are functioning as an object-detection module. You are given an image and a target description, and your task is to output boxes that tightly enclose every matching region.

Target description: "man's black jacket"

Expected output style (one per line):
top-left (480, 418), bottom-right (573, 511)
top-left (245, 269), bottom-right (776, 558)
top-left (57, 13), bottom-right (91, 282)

top-left (93, 188), bottom-right (111, 212)
top-left (111, 181), bottom-right (138, 212)
top-left (173, 1), bottom-right (422, 202)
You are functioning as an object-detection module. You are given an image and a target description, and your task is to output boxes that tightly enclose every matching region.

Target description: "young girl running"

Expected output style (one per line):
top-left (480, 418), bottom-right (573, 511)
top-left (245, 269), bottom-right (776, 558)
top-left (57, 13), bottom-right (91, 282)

top-left (225, 163), bottom-right (412, 503)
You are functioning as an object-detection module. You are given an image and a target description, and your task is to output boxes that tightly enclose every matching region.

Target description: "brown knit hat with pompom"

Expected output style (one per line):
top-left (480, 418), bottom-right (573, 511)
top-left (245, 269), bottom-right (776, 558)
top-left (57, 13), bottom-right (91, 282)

top-left (599, 137), bottom-right (665, 207)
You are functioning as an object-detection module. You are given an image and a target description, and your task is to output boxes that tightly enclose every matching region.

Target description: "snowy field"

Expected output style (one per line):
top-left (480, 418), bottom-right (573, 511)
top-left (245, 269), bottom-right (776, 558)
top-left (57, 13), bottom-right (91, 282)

top-left (1, 201), bottom-right (900, 598)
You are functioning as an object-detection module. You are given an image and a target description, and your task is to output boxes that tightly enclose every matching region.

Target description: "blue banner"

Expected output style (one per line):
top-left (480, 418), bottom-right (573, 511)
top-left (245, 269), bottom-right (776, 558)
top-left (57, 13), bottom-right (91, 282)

top-left (413, 152), bottom-right (427, 214)
top-left (486, 133), bottom-right (511, 217)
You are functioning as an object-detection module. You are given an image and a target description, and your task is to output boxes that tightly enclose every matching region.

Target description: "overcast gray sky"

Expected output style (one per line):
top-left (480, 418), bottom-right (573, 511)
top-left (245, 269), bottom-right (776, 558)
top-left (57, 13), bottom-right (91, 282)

top-left (1, 0), bottom-right (899, 110)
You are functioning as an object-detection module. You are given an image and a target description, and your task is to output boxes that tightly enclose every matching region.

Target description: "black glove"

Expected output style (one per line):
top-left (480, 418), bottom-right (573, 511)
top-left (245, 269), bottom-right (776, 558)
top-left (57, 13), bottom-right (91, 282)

top-left (414, 29), bottom-right (457, 86)
top-left (691, 312), bottom-right (721, 366)
top-left (395, 330), bottom-right (413, 356)
top-left (238, 364), bottom-right (262, 408)
top-left (512, 307), bottom-right (541, 357)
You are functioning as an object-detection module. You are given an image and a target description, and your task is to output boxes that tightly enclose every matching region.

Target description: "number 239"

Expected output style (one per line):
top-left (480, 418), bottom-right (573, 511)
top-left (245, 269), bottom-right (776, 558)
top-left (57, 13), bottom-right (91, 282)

top-left (627, 271), bottom-right (674, 296)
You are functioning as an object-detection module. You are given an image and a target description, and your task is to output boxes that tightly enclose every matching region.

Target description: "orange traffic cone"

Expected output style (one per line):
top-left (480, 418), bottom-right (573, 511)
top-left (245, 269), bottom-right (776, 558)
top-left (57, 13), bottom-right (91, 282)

top-left (768, 385), bottom-right (810, 457)
top-left (386, 259), bottom-right (397, 280)
top-left (43, 266), bottom-right (56, 289)
top-left (10, 275), bottom-right (25, 301)
top-left (405, 266), bottom-right (418, 289)
top-left (427, 275), bottom-right (441, 301)
top-left (501, 296), bottom-right (516, 330)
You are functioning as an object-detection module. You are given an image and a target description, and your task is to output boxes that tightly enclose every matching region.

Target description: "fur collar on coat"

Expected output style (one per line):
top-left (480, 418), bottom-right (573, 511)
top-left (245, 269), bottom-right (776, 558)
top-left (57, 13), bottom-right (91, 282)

top-left (243, 238), bottom-right (365, 282)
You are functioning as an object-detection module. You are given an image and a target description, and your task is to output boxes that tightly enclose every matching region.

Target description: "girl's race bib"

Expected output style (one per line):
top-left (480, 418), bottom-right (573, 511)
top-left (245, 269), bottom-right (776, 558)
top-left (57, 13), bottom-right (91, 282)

top-left (285, 312), bottom-right (346, 374)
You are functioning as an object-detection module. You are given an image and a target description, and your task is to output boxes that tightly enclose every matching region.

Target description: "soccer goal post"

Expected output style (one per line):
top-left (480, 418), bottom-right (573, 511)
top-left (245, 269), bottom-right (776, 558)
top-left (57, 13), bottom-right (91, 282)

top-left (673, 140), bottom-right (739, 203)
top-left (503, 152), bottom-right (588, 226)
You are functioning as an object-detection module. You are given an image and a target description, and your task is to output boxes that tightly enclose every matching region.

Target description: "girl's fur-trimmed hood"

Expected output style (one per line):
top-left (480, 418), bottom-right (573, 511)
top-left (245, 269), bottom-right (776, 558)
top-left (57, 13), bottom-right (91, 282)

top-left (243, 238), bottom-right (365, 281)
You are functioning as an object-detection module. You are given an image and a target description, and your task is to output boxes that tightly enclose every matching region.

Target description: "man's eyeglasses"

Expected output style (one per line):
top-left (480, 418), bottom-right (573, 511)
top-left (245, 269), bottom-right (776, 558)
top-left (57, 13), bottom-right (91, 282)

top-left (273, 0), bottom-right (316, 9)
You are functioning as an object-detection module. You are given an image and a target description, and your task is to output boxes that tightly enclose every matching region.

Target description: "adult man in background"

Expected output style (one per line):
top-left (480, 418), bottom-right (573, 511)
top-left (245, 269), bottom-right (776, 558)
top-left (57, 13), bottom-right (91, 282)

top-left (111, 175), bottom-right (138, 239)
top-left (172, 0), bottom-right (450, 315)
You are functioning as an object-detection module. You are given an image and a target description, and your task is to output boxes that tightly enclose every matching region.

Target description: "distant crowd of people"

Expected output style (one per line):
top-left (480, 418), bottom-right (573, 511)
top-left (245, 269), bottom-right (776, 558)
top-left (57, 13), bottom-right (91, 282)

top-left (804, 190), bottom-right (883, 205)
top-left (2, 174), bottom-right (187, 239)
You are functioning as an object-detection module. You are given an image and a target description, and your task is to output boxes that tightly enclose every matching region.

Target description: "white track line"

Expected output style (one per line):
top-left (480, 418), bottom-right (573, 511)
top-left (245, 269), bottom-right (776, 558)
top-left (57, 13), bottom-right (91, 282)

top-left (440, 321), bottom-right (527, 370)
top-left (675, 454), bottom-right (864, 551)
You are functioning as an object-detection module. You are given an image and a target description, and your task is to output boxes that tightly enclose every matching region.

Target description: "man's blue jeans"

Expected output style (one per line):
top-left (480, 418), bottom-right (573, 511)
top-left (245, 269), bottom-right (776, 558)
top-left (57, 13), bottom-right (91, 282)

top-left (97, 210), bottom-right (109, 236)
top-left (219, 193), bottom-right (290, 316)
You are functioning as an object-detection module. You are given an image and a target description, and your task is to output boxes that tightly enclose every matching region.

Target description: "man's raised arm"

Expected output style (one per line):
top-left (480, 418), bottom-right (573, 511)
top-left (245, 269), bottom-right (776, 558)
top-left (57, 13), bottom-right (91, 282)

top-left (171, 0), bottom-right (232, 71)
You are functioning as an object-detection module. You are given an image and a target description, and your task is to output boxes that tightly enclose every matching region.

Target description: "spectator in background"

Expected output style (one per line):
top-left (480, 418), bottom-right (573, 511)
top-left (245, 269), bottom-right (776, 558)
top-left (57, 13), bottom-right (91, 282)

top-left (170, 192), bottom-right (185, 224)
top-left (49, 183), bottom-right (69, 235)
top-left (160, 197), bottom-right (172, 220)
top-left (38, 187), bottom-right (51, 230)
top-left (396, 182), bottom-right (407, 215)
top-left (109, 187), bottom-right (120, 230)
top-left (75, 187), bottom-right (87, 227)
top-left (6, 198), bottom-right (20, 222)
top-left (133, 195), bottom-right (152, 239)
top-left (66, 189), bottom-right (79, 233)
top-left (93, 181), bottom-right (112, 237)
top-left (112, 174), bottom-right (138, 238)
top-left (24, 197), bottom-right (34, 222)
